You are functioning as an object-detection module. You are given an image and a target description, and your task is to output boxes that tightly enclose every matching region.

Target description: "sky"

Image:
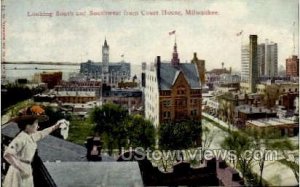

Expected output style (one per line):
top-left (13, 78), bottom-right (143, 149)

top-left (2, 0), bottom-right (299, 71)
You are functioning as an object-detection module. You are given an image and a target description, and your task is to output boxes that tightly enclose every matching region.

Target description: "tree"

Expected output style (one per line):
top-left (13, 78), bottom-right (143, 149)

top-left (271, 138), bottom-right (299, 184)
top-left (126, 115), bottom-right (155, 149)
top-left (159, 120), bottom-right (201, 150)
top-left (221, 130), bottom-right (256, 184)
top-left (90, 103), bottom-right (129, 155)
top-left (263, 84), bottom-right (280, 109)
top-left (223, 128), bottom-right (298, 186)
top-left (201, 126), bottom-right (215, 163)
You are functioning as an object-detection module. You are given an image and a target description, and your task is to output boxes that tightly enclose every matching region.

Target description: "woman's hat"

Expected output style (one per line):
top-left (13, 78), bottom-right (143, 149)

top-left (13, 114), bottom-right (49, 124)
top-left (10, 105), bottom-right (49, 129)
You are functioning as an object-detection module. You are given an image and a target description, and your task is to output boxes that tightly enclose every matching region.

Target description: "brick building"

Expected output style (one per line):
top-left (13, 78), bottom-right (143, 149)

top-left (236, 105), bottom-right (277, 126)
top-left (54, 80), bottom-right (101, 104)
top-left (102, 88), bottom-right (143, 115)
top-left (145, 41), bottom-right (203, 126)
top-left (40, 72), bottom-right (62, 89)
top-left (286, 55), bottom-right (299, 77)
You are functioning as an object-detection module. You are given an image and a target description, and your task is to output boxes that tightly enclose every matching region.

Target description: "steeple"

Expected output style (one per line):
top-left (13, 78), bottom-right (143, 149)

top-left (171, 38), bottom-right (180, 66)
top-left (104, 37), bottom-right (109, 48)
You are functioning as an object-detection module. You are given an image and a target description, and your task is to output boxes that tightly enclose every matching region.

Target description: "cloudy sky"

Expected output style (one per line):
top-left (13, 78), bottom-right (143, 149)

top-left (3, 0), bottom-right (299, 71)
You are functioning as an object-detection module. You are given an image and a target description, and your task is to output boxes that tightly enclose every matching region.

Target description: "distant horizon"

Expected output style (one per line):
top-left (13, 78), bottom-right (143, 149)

top-left (2, 0), bottom-right (299, 72)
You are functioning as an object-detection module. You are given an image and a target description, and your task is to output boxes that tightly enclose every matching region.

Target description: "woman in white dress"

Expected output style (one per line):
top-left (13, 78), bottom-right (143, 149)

top-left (2, 114), bottom-right (64, 187)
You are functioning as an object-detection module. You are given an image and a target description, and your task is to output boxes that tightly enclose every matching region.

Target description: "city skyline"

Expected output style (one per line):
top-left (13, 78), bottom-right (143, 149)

top-left (2, 0), bottom-right (299, 71)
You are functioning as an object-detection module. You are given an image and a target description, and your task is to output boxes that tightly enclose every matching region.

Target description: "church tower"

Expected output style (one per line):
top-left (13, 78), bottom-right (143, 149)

top-left (171, 39), bottom-right (180, 67)
top-left (102, 38), bottom-right (109, 84)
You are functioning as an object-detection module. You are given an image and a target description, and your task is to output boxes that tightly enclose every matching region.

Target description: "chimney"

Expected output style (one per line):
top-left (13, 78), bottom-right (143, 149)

top-left (193, 52), bottom-right (198, 60)
top-left (156, 56), bottom-right (161, 82)
top-left (85, 136), bottom-right (103, 161)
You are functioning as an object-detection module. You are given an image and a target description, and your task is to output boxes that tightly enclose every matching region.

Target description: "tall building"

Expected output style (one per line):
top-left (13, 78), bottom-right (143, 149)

top-left (258, 40), bottom-right (278, 77)
top-left (145, 42), bottom-right (202, 127)
top-left (243, 38), bottom-right (278, 82)
top-left (286, 55), bottom-right (299, 77)
top-left (241, 44), bottom-right (250, 82)
top-left (102, 39), bottom-right (110, 84)
top-left (249, 35), bottom-right (258, 93)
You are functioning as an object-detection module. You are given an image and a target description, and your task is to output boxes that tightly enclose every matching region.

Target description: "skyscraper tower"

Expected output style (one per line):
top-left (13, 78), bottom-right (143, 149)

top-left (249, 35), bottom-right (258, 93)
top-left (171, 39), bottom-right (180, 67)
top-left (257, 39), bottom-right (278, 77)
top-left (102, 38), bottom-right (109, 84)
top-left (241, 44), bottom-right (250, 83)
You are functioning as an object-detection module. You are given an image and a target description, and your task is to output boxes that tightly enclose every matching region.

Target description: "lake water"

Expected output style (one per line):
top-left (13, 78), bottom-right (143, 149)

top-left (4, 63), bottom-right (142, 82)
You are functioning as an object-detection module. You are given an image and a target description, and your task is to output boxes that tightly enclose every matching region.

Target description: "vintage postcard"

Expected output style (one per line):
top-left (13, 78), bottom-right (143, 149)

top-left (1, 0), bottom-right (299, 186)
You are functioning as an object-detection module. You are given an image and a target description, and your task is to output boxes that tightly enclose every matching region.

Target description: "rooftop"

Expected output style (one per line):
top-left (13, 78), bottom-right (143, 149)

top-left (236, 105), bottom-right (276, 114)
top-left (159, 63), bottom-right (201, 90)
top-left (56, 91), bottom-right (96, 97)
top-left (44, 162), bottom-right (143, 187)
top-left (246, 118), bottom-right (298, 127)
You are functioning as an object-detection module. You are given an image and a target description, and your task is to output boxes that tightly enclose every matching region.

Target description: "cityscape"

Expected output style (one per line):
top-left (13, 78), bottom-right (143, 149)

top-left (1, 0), bottom-right (299, 187)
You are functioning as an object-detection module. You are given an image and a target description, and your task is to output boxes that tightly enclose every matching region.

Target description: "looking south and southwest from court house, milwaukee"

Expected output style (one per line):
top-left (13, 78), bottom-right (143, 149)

top-left (27, 9), bottom-right (218, 17)
top-left (1, 0), bottom-right (299, 187)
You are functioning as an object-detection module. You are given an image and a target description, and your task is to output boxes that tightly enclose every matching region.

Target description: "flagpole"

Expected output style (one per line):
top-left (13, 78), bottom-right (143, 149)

top-left (293, 21), bottom-right (295, 55)
top-left (241, 30), bottom-right (243, 49)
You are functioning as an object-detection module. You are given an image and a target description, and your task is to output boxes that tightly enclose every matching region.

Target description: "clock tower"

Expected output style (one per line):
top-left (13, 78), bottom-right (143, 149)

top-left (102, 38), bottom-right (109, 84)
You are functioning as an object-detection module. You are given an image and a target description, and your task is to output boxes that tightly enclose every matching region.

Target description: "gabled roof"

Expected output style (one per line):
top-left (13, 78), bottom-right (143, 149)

top-left (159, 63), bottom-right (201, 90)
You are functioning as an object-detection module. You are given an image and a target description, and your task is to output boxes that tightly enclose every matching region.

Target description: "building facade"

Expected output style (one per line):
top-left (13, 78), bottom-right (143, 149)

top-left (40, 72), bottom-right (63, 89)
top-left (286, 55), bottom-right (299, 77)
top-left (102, 88), bottom-right (143, 115)
top-left (80, 39), bottom-right (131, 86)
top-left (145, 43), bottom-right (202, 127)
top-left (241, 44), bottom-right (250, 82)
top-left (54, 80), bottom-right (101, 104)
top-left (240, 35), bottom-right (259, 93)
top-left (258, 40), bottom-right (278, 77)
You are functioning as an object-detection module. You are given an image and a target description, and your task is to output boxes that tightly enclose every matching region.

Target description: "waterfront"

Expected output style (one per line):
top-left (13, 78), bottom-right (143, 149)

top-left (3, 63), bottom-right (142, 82)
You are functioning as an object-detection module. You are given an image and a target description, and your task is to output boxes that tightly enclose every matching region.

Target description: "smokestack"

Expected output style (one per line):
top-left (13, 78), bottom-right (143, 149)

top-left (156, 56), bottom-right (161, 82)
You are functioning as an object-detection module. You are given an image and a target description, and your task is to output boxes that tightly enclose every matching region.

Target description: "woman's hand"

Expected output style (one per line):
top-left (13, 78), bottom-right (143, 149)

top-left (53, 119), bottom-right (67, 131)
top-left (20, 169), bottom-right (31, 179)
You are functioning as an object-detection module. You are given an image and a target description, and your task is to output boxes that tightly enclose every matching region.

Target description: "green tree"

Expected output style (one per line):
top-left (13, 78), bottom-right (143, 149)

top-left (221, 130), bottom-right (256, 184)
top-left (126, 115), bottom-right (155, 149)
top-left (90, 103), bottom-right (129, 155)
top-left (159, 120), bottom-right (201, 150)
top-left (271, 139), bottom-right (299, 184)
top-left (263, 84), bottom-right (280, 109)
top-left (222, 128), bottom-right (298, 186)
top-left (201, 126), bottom-right (215, 163)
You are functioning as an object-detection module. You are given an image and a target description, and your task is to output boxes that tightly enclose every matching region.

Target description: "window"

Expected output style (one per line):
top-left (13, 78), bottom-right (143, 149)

top-left (175, 99), bottom-right (186, 106)
top-left (177, 90), bottom-right (185, 95)
top-left (163, 111), bottom-right (171, 119)
top-left (191, 109), bottom-right (197, 116)
top-left (162, 100), bottom-right (171, 107)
